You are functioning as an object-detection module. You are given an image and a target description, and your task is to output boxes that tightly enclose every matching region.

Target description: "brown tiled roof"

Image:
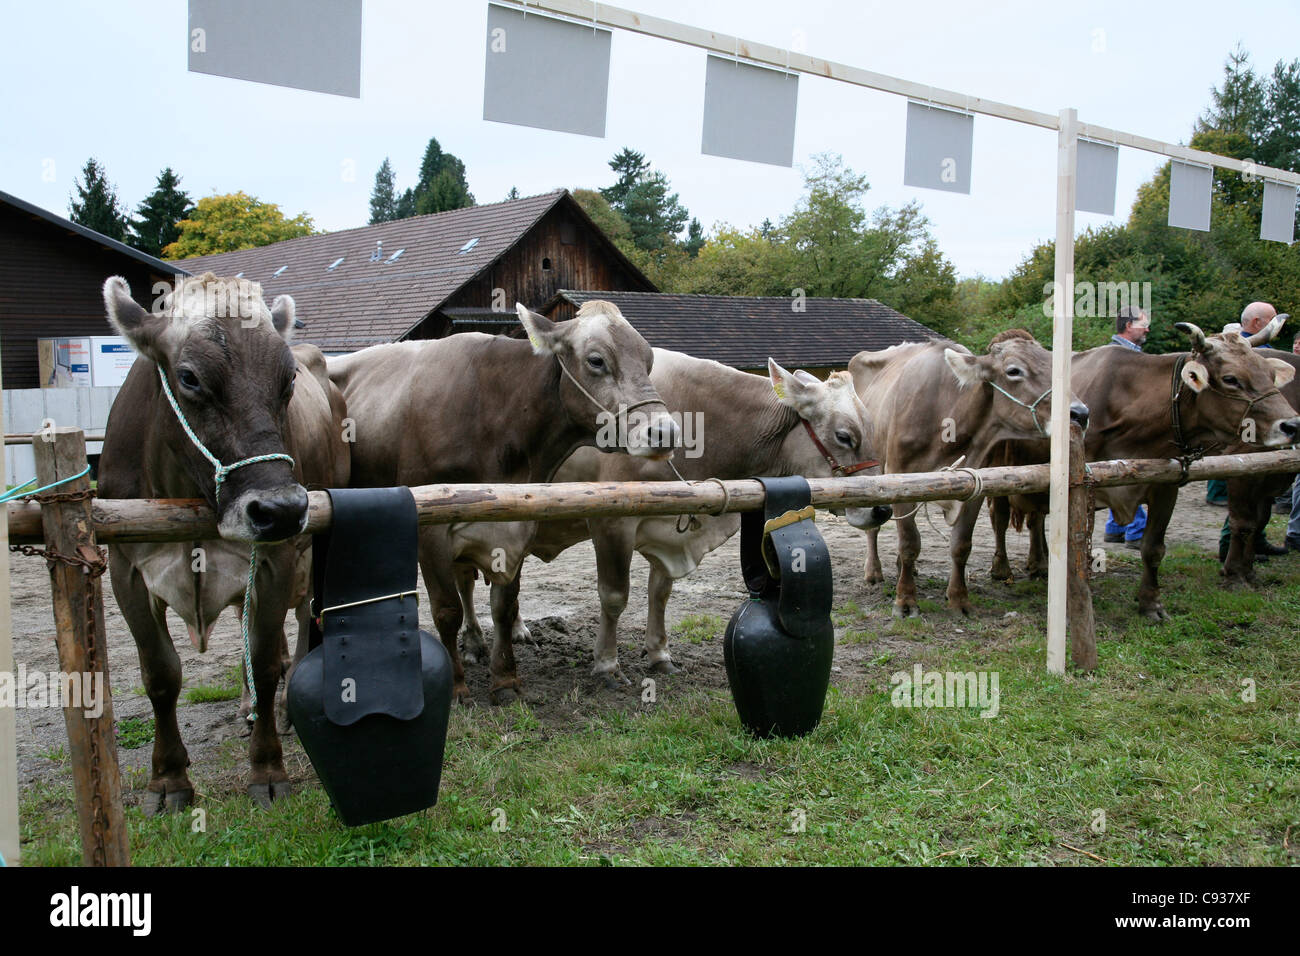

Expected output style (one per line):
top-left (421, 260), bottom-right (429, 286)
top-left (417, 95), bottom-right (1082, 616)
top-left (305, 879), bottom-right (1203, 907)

top-left (176, 190), bottom-right (633, 352)
top-left (546, 291), bottom-right (939, 369)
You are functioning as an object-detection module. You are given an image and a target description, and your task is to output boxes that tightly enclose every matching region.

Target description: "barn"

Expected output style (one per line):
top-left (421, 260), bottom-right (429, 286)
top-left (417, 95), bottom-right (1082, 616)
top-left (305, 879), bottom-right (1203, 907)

top-left (176, 189), bottom-right (655, 352)
top-left (0, 189), bottom-right (184, 390)
top-left (542, 290), bottom-right (939, 375)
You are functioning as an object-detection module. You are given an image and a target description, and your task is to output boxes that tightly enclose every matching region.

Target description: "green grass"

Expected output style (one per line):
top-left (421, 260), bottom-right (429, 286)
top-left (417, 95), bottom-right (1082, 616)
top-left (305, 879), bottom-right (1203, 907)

top-left (183, 664), bottom-right (244, 704)
top-left (115, 717), bottom-right (155, 750)
top-left (671, 613), bottom-right (725, 645)
top-left (18, 544), bottom-right (1300, 866)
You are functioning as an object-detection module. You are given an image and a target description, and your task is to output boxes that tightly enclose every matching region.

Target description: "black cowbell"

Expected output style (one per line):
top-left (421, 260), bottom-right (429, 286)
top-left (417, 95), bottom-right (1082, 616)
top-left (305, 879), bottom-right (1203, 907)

top-left (287, 486), bottom-right (452, 826)
top-left (723, 476), bottom-right (834, 738)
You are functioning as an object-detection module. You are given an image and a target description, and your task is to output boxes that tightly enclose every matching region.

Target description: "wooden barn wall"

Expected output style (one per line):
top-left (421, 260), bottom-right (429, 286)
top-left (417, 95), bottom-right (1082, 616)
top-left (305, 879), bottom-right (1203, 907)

top-left (0, 205), bottom-right (167, 388)
top-left (443, 205), bottom-right (652, 319)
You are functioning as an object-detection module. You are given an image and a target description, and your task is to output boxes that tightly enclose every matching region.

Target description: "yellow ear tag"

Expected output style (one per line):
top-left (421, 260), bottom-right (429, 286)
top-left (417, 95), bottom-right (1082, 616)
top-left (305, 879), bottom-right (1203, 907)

top-left (772, 378), bottom-right (786, 400)
top-left (527, 330), bottom-right (541, 350)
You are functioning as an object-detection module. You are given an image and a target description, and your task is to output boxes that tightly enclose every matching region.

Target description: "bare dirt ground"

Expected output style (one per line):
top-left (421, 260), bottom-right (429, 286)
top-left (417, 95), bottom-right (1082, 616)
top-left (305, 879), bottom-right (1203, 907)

top-left (9, 481), bottom-right (1269, 806)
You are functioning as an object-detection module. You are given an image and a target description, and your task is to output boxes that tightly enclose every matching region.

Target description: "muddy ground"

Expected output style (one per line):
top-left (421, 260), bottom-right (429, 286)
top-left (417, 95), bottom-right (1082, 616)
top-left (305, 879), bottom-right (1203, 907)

top-left (8, 481), bottom-right (1281, 805)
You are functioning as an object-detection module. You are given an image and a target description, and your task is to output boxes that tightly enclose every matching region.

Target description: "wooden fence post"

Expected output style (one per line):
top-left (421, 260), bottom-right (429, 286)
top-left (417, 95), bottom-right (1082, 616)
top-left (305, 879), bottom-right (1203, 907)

top-left (1066, 422), bottom-right (1097, 670)
top-left (31, 427), bottom-right (129, 866)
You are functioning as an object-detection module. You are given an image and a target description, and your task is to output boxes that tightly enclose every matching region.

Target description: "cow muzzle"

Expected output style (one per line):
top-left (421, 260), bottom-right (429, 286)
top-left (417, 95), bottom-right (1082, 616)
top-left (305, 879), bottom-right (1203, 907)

top-left (1069, 401), bottom-right (1090, 431)
top-left (219, 484), bottom-right (310, 542)
top-left (844, 504), bottom-right (893, 529)
top-left (625, 409), bottom-right (681, 460)
top-left (1267, 415), bottom-right (1300, 447)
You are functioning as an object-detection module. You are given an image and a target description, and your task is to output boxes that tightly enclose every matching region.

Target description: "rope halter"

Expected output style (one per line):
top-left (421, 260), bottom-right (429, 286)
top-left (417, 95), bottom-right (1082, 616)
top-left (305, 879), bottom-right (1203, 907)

top-left (987, 381), bottom-right (1052, 438)
top-left (156, 364), bottom-right (297, 722)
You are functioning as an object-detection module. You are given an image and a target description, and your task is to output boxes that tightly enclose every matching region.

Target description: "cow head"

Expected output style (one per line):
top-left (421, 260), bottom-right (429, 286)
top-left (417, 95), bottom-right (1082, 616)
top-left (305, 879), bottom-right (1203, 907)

top-left (943, 330), bottom-right (1089, 439)
top-left (768, 359), bottom-right (891, 530)
top-left (1175, 320), bottom-right (1300, 446)
top-left (104, 273), bottom-right (308, 542)
top-left (517, 300), bottom-right (680, 458)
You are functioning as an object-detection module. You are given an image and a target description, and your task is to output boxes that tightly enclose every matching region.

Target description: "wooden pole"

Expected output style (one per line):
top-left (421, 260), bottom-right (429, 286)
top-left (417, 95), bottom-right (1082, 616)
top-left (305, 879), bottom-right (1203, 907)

top-left (7, 447), bottom-right (1300, 543)
top-left (1066, 423), bottom-right (1097, 670)
top-left (31, 427), bottom-right (128, 867)
top-left (0, 353), bottom-right (19, 866)
top-left (1047, 107), bottom-right (1079, 675)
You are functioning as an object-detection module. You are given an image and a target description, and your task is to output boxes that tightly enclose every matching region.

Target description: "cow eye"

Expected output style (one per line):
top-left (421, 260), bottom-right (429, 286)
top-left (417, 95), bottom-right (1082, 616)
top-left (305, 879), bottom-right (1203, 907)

top-left (587, 353), bottom-right (607, 372)
top-left (178, 367), bottom-right (201, 392)
top-left (1222, 375), bottom-right (1239, 388)
top-left (835, 429), bottom-right (856, 448)
top-left (1006, 366), bottom-right (1023, 378)
top-left (283, 377), bottom-right (296, 400)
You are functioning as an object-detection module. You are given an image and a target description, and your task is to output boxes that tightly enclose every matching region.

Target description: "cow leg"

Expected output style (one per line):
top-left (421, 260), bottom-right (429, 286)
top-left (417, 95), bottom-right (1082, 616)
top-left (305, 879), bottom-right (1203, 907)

top-left (863, 526), bottom-right (885, 585)
top-left (644, 562), bottom-right (678, 674)
top-left (276, 599), bottom-right (311, 735)
top-left (246, 552), bottom-right (296, 808)
top-left (454, 565), bottom-right (490, 665)
top-left (487, 572), bottom-right (524, 704)
top-left (1026, 511), bottom-right (1048, 579)
top-left (1136, 487), bottom-right (1178, 621)
top-left (946, 497), bottom-right (983, 615)
top-left (893, 515), bottom-right (922, 618)
top-left (989, 497), bottom-right (1014, 582)
top-left (110, 552), bottom-right (193, 815)
top-left (591, 519), bottom-right (637, 687)
top-left (419, 527), bottom-right (470, 703)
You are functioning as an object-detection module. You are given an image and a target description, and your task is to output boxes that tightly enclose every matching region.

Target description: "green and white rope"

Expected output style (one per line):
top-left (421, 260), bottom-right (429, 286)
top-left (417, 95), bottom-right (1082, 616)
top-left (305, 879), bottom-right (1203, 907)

top-left (157, 366), bottom-right (294, 722)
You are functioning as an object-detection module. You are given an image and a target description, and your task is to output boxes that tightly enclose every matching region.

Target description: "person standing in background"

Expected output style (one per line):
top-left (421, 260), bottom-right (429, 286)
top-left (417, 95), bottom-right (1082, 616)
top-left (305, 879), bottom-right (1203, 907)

top-left (1103, 306), bottom-right (1150, 549)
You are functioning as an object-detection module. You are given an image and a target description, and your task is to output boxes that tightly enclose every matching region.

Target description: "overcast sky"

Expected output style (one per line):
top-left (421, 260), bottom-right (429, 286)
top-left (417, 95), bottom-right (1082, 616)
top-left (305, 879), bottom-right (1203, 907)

top-left (3, 0), bottom-right (1297, 279)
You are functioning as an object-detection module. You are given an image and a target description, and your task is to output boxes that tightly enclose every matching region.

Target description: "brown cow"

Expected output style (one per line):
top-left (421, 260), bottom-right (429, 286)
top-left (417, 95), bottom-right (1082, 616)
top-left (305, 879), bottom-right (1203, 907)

top-left (99, 274), bottom-right (349, 812)
top-left (328, 301), bottom-right (679, 703)
top-left (987, 321), bottom-right (1299, 618)
top-left (456, 351), bottom-right (890, 689)
top-left (849, 330), bottom-right (1089, 617)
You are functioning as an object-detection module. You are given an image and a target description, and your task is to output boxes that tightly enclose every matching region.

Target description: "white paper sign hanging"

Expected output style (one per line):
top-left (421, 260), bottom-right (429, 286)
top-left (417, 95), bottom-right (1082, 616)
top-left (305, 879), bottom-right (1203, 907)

top-left (1168, 160), bottom-right (1212, 232)
top-left (700, 55), bottom-right (799, 167)
top-left (1260, 180), bottom-right (1297, 244)
top-left (483, 3), bottom-right (612, 138)
top-left (188, 0), bottom-right (362, 98)
top-left (903, 101), bottom-right (973, 194)
top-left (1076, 140), bottom-right (1119, 216)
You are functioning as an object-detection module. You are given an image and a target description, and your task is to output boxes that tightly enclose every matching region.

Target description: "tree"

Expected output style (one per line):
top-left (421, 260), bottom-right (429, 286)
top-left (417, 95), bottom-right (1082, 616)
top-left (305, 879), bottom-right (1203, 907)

top-left (162, 192), bottom-right (315, 259)
top-left (129, 167), bottom-right (193, 257)
top-left (411, 137), bottom-right (474, 215)
top-left (599, 148), bottom-right (650, 208)
top-left (69, 158), bottom-right (128, 241)
top-left (395, 188), bottom-right (418, 219)
top-left (572, 189), bottom-right (631, 245)
top-left (596, 147), bottom-right (691, 251)
top-left (506, 186), bottom-right (520, 201)
top-left (369, 158), bottom-right (399, 224)
top-left (684, 218), bottom-right (704, 257)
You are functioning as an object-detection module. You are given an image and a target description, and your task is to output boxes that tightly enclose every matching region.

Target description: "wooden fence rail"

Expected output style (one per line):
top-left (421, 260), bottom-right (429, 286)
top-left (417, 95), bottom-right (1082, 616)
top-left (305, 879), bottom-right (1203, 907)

top-left (8, 447), bottom-right (1300, 544)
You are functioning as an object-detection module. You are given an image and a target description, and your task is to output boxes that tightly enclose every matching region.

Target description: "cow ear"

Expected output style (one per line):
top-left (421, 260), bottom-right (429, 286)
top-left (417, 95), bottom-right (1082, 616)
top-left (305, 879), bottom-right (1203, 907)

top-left (517, 303), bottom-right (562, 355)
top-left (769, 358), bottom-right (821, 414)
top-left (269, 295), bottom-right (296, 342)
top-left (1180, 359), bottom-right (1210, 393)
top-left (944, 347), bottom-right (990, 387)
top-left (104, 276), bottom-right (170, 362)
top-left (1266, 357), bottom-right (1296, 387)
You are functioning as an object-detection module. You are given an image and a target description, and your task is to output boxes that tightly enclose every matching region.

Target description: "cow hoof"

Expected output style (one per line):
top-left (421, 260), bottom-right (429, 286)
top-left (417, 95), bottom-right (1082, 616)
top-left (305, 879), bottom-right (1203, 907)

top-left (142, 784), bottom-right (194, 817)
top-left (950, 602), bottom-right (972, 616)
top-left (892, 604), bottom-right (920, 619)
top-left (598, 669), bottom-right (631, 690)
top-left (865, 572), bottom-right (885, 585)
top-left (990, 561), bottom-right (1013, 581)
top-left (1140, 606), bottom-right (1170, 622)
top-left (649, 659), bottom-right (679, 675)
top-left (1027, 568), bottom-right (1047, 581)
top-left (513, 622), bottom-right (533, 644)
top-left (248, 779), bottom-right (293, 810)
top-left (488, 679), bottom-right (523, 705)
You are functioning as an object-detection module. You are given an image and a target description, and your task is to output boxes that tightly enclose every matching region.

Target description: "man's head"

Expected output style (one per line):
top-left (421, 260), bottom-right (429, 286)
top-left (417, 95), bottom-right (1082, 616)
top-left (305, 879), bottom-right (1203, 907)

top-left (1116, 306), bottom-right (1150, 346)
top-left (1240, 301), bottom-right (1278, 336)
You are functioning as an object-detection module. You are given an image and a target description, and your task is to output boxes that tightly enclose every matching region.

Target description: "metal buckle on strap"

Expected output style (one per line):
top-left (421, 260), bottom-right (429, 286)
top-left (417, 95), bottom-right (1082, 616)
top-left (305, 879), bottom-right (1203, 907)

top-left (318, 590), bottom-right (419, 619)
top-left (763, 506), bottom-right (816, 537)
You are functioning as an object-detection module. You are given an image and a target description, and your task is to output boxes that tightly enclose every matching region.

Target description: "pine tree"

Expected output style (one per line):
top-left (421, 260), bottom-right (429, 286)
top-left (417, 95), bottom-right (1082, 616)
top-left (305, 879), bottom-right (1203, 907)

top-left (369, 158), bottom-right (399, 224)
top-left (69, 158), bottom-right (128, 241)
top-left (413, 148), bottom-right (473, 215)
top-left (599, 148), bottom-right (649, 208)
top-left (129, 168), bottom-right (193, 257)
top-left (506, 186), bottom-right (520, 201)
top-left (395, 188), bottom-right (417, 219)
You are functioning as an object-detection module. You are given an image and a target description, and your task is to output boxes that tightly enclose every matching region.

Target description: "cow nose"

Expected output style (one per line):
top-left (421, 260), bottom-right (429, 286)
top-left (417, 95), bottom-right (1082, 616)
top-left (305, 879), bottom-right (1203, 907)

top-left (245, 486), bottom-right (309, 541)
top-left (872, 505), bottom-right (893, 525)
top-left (650, 415), bottom-right (681, 451)
top-left (1280, 417), bottom-right (1300, 442)
top-left (1069, 401), bottom-right (1090, 430)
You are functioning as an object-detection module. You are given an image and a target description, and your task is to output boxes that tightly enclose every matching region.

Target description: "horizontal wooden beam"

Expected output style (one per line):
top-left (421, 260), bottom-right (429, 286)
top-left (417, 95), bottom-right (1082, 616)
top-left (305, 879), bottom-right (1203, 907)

top-left (7, 449), bottom-right (1299, 544)
top-left (498, 0), bottom-right (1300, 186)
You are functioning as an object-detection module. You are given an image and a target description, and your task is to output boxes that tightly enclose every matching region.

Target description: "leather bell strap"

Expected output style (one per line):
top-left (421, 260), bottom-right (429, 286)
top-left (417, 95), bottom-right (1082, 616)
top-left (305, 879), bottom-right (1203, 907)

top-left (309, 486), bottom-right (425, 725)
top-left (739, 477), bottom-right (834, 637)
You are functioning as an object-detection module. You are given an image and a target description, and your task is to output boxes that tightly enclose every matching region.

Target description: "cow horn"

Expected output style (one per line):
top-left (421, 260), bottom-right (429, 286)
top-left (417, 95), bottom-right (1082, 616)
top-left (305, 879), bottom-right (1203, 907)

top-left (1175, 322), bottom-right (1208, 352)
top-left (1246, 313), bottom-right (1288, 347)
